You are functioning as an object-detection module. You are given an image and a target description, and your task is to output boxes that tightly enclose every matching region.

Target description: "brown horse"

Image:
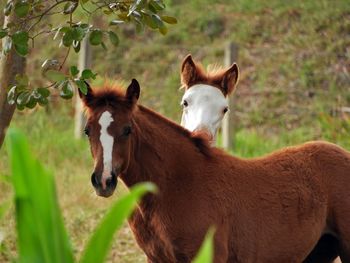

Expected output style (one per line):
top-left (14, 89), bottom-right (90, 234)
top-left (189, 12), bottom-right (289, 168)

top-left (180, 56), bottom-right (341, 263)
top-left (79, 79), bottom-right (350, 263)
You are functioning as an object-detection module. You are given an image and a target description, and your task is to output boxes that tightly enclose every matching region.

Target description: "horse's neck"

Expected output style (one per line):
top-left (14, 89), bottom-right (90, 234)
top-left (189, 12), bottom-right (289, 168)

top-left (122, 105), bottom-right (205, 188)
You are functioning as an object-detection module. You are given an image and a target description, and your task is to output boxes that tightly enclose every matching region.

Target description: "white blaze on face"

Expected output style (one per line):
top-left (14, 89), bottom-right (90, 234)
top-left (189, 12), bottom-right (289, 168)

top-left (98, 111), bottom-right (114, 189)
top-left (181, 84), bottom-right (228, 141)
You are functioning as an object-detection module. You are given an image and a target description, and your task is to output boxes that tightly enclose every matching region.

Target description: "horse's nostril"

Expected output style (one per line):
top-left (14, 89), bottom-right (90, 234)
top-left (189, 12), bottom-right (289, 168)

top-left (91, 173), bottom-right (99, 188)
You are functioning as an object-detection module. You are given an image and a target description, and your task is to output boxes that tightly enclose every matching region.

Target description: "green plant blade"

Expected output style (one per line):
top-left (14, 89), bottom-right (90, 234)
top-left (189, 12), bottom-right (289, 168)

top-left (192, 227), bottom-right (215, 263)
top-left (80, 182), bottom-right (157, 263)
top-left (6, 129), bottom-right (74, 263)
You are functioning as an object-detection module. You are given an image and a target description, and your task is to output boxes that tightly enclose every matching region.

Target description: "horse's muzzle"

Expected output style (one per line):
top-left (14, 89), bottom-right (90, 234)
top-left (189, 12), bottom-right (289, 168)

top-left (91, 171), bottom-right (117, 198)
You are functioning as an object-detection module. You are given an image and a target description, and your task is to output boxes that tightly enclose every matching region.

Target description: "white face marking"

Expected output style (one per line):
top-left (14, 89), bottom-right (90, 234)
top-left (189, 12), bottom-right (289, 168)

top-left (181, 84), bottom-right (228, 142)
top-left (98, 111), bottom-right (114, 189)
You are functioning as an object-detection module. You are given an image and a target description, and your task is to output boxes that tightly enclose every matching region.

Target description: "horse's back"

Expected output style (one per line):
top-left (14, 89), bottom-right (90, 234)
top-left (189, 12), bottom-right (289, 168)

top-left (221, 141), bottom-right (350, 262)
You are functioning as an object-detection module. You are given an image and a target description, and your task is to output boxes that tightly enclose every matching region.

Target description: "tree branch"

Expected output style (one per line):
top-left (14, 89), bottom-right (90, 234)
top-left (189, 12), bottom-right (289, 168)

top-left (28, 0), bottom-right (72, 32)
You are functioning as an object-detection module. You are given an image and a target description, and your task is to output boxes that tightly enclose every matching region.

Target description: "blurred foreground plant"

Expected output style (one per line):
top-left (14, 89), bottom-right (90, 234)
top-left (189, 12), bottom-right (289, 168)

top-left (5, 128), bottom-right (157, 263)
top-left (5, 128), bottom-right (213, 263)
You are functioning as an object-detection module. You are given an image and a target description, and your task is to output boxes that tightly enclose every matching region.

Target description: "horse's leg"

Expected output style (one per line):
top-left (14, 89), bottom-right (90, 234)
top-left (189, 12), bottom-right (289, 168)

top-left (303, 234), bottom-right (339, 263)
top-left (337, 216), bottom-right (350, 262)
top-left (332, 188), bottom-right (350, 262)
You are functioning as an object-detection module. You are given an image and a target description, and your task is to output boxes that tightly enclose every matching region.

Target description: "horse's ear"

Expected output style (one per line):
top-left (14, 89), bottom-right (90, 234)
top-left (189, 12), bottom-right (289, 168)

top-left (221, 63), bottom-right (239, 96)
top-left (78, 81), bottom-right (94, 107)
top-left (126, 79), bottom-right (140, 103)
top-left (181, 54), bottom-right (199, 88)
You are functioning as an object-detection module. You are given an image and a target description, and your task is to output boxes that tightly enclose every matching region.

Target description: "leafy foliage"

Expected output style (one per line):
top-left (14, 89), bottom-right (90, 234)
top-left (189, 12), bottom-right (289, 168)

top-left (2, 0), bottom-right (177, 110)
top-left (5, 128), bottom-right (157, 263)
top-left (6, 128), bottom-right (74, 263)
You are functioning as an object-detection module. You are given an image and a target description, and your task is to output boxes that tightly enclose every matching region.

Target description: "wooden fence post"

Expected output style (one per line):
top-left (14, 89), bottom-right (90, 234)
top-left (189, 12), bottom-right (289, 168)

top-left (74, 38), bottom-right (92, 139)
top-left (221, 42), bottom-right (238, 151)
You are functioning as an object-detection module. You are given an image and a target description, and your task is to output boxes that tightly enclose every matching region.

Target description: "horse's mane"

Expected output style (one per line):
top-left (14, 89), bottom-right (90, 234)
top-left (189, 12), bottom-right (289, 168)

top-left (85, 84), bottom-right (213, 157)
top-left (138, 105), bottom-right (213, 157)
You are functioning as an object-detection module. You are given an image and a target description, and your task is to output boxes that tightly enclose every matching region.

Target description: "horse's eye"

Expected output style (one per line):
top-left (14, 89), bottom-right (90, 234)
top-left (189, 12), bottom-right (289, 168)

top-left (84, 127), bottom-right (90, 136)
top-left (223, 107), bottom-right (229, 114)
top-left (123, 126), bottom-right (132, 136)
top-left (183, 100), bottom-right (188, 107)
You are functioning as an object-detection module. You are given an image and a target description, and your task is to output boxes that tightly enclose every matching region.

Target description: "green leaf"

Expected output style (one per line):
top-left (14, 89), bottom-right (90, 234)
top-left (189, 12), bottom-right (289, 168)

top-left (70, 66), bottom-right (79, 77)
top-left (14, 43), bottom-right (28, 56)
top-left (151, 14), bottom-right (163, 28)
top-left (12, 31), bottom-right (29, 56)
top-left (128, 0), bottom-right (142, 16)
top-left (151, 15), bottom-right (167, 35)
top-left (14, 1), bottom-right (30, 18)
top-left (62, 29), bottom-right (74, 47)
top-left (63, 2), bottom-right (78, 14)
top-left (11, 31), bottom-right (29, 45)
top-left (0, 29), bottom-right (8, 39)
top-left (75, 79), bottom-right (87, 95)
top-left (16, 91), bottom-right (31, 106)
top-left (108, 31), bottom-right (119, 46)
top-left (25, 95), bottom-right (37, 109)
top-left (60, 81), bottom-right (74, 100)
top-left (37, 87), bottom-right (50, 98)
top-left (144, 15), bottom-right (158, 29)
top-left (117, 13), bottom-right (129, 21)
top-left (149, 0), bottom-right (165, 11)
top-left (38, 96), bottom-right (48, 106)
top-left (192, 227), bottom-right (215, 263)
top-left (103, 9), bottom-right (112, 15)
top-left (16, 103), bottom-right (25, 110)
top-left (71, 27), bottom-right (85, 41)
top-left (5, 129), bottom-right (74, 263)
top-left (89, 29), bottom-right (103, 46)
top-left (80, 182), bottom-right (157, 263)
top-left (161, 15), bottom-right (177, 24)
top-left (79, 23), bottom-right (90, 29)
top-left (159, 24), bottom-right (167, 35)
top-left (45, 70), bottom-right (66, 82)
top-left (81, 69), bottom-right (96, 80)
top-left (7, 86), bottom-right (17, 105)
top-left (148, 3), bottom-right (157, 13)
top-left (32, 89), bottom-right (41, 99)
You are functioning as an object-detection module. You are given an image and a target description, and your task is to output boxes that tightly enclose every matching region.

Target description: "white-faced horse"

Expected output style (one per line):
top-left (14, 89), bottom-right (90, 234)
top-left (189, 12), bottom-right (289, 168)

top-left (180, 55), bottom-right (239, 143)
top-left (179, 56), bottom-right (342, 263)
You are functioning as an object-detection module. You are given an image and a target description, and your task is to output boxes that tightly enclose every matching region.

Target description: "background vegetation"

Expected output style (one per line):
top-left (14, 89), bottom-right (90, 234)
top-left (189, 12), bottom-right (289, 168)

top-left (1, 0), bottom-right (349, 262)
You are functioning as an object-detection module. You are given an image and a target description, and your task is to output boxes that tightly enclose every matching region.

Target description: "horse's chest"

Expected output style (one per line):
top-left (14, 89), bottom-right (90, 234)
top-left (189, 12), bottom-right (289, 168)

top-left (128, 211), bottom-right (180, 262)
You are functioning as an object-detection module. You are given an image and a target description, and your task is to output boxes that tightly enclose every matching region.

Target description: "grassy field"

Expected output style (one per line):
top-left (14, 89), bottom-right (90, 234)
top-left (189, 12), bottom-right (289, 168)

top-left (1, 0), bottom-right (350, 262)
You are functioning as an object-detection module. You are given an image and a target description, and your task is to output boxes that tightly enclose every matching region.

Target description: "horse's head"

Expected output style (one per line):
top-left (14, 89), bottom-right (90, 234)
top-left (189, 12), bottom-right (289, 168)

top-left (79, 79), bottom-right (140, 197)
top-left (180, 55), bottom-right (239, 142)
